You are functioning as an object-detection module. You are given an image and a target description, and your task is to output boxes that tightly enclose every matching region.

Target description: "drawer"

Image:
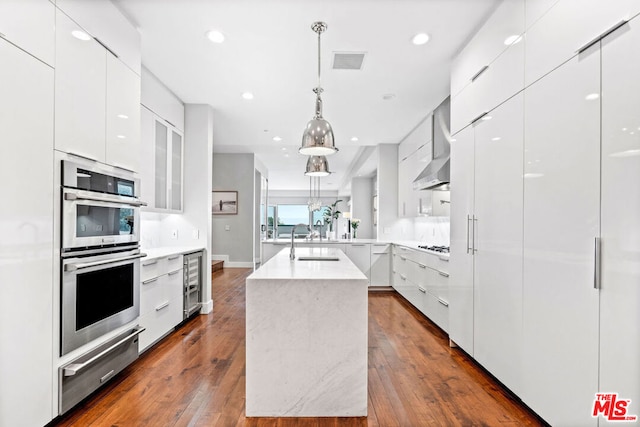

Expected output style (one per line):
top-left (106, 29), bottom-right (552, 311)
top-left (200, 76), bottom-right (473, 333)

top-left (138, 299), bottom-right (177, 352)
top-left (370, 243), bottom-right (390, 254)
top-left (422, 291), bottom-right (449, 333)
top-left (140, 274), bottom-right (165, 315)
top-left (141, 257), bottom-right (164, 282)
top-left (166, 253), bottom-right (183, 273)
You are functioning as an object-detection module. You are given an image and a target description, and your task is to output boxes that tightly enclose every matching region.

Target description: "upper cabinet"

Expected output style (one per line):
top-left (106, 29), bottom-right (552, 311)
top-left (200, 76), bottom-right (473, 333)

top-left (525, 0), bottom-right (640, 86)
top-left (451, 0), bottom-right (525, 135)
top-left (55, 0), bottom-right (141, 75)
top-left (0, 0), bottom-right (55, 66)
top-left (54, 9), bottom-right (141, 171)
top-left (398, 116), bottom-right (432, 218)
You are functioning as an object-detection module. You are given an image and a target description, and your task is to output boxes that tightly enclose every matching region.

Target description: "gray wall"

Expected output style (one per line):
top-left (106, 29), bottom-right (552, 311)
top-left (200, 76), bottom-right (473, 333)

top-left (351, 177), bottom-right (374, 238)
top-left (212, 153), bottom-right (255, 264)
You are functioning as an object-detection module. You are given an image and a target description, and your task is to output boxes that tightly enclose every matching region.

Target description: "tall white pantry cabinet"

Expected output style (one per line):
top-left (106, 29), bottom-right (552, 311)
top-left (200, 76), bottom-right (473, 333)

top-left (449, 1), bottom-right (640, 426)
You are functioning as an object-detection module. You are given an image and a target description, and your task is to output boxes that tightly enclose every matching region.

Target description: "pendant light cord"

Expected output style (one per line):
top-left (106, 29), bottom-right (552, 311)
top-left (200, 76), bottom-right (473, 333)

top-left (317, 29), bottom-right (321, 90)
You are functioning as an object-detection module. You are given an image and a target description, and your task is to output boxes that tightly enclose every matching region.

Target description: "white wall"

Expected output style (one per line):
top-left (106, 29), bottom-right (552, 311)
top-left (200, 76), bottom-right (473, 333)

top-left (212, 153), bottom-right (255, 266)
top-left (376, 144), bottom-right (415, 240)
top-left (351, 177), bottom-right (374, 238)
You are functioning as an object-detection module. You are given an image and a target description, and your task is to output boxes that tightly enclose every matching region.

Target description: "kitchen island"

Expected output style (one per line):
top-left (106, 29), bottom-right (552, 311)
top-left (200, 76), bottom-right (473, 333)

top-left (245, 246), bottom-right (368, 417)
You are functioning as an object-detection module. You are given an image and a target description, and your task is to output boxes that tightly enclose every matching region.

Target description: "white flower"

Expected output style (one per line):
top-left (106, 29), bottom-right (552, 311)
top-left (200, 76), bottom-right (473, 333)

top-left (351, 218), bottom-right (361, 228)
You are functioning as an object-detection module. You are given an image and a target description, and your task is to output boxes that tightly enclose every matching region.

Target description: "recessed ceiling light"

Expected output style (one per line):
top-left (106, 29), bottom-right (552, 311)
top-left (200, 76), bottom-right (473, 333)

top-left (382, 93), bottom-right (396, 101)
top-left (351, 137), bottom-right (359, 142)
top-left (242, 92), bottom-right (254, 100)
top-left (412, 33), bottom-right (430, 45)
top-left (622, 127), bottom-right (628, 131)
top-left (491, 137), bottom-right (501, 141)
top-left (585, 93), bottom-right (599, 101)
top-left (504, 35), bottom-right (522, 46)
top-left (71, 30), bottom-right (91, 41)
top-left (281, 147), bottom-right (287, 151)
top-left (117, 114), bottom-right (129, 119)
top-left (273, 136), bottom-right (282, 142)
top-left (206, 30), bottom-right (225, 44)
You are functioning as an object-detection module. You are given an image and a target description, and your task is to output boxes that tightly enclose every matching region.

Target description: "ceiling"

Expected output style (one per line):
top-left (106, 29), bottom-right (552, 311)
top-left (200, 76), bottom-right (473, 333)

top-left (115, 0), bottom-right (499, 191)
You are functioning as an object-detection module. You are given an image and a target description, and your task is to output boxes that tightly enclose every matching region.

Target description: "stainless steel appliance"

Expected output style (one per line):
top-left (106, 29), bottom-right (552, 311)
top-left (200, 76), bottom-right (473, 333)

top-left (413, 96), bottom-right (451, 190)
top-left (61, 160), bottom-right (145, 251)
top-left (418, 245), bottom-right (450, 254)
top-left (61, 245), bottom-right (144, 355)
top-left (183, 251), bottom-right (203, 319)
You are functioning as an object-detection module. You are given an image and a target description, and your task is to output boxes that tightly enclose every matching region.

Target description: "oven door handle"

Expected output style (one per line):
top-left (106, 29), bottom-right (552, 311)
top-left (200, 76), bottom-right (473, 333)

top-left (64, 191), bottom-right (148, 207)
top-left (64, 253), bottom-right (147, 272)
top-left (62, 326), bottom-right (146, 377)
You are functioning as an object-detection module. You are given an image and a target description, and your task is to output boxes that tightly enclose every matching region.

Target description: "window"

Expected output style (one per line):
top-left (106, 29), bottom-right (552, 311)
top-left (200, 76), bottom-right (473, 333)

top-left (272, 204), bottom-right (329, 238)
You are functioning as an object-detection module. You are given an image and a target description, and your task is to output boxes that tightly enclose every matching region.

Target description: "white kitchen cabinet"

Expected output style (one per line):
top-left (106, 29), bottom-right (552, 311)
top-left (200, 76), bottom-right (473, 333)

top-left (54, 9), bottom-right (106, 162)
top-left (450, 0), bottom-right (525, 99)
top-left (525, 0), bottom-right (560, 29)
top-left (55, 0), bottom-right (141, 74)
top-left (0, 0), bottom-right (54, 66)
top-left (449, 92), bottom-right (524, 387)
top-left (141, 109), bottom-right (184, 212)
top-left (55, 9), bottom-right (141, 170)
top-left (398, 116), bottom-right (432, 218)
top-left (0, 37), bottom-right (54, 427)
top-left (106, 54), bottom-right (141, 173)
top-left (370, 244), bottom-right (390, 287)
top-left (449, 126), bottom-right (475, 355)
top-left (472, 93), bottom-right (524, 396)
top-left (139, 255), bottom-right (184, 352)
top-left (345, 243), bottom-right (371, 283)
top-left (525, 0), bottom-right (640, 87)
top-left (599, 18), bottom-right (640, 417)
top-left (522, 45), bottom-right (600, 427)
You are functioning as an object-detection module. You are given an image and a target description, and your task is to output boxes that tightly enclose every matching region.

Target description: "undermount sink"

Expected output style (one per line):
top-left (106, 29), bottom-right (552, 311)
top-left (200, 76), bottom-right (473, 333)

top-left (297, 256), bottom-right (340, 261)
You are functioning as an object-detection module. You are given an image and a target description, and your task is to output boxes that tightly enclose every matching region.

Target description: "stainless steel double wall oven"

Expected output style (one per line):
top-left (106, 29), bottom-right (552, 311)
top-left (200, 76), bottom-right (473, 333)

top-left (60, 160), bottom-right (146, 356)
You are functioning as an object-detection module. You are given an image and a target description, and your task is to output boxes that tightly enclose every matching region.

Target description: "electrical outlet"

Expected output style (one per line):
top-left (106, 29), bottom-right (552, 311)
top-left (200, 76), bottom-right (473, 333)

top-left (225, 225), bottom-right (230, 231)
top-left (192, 229), bottom-right (199, 239)
top-left (171, 229), bottom-right (178, 239)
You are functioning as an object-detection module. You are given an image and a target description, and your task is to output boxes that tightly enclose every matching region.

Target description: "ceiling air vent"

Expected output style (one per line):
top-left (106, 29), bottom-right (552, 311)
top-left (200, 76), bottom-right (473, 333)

top-left (332, 52), bottom-right (366, 70)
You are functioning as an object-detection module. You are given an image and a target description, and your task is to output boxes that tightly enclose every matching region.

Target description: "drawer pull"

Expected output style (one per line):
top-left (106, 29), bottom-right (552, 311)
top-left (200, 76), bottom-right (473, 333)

top-left (142, 277), bottom-right (158, 285)
top-left (143, 260), bottom-right (158, 266)
top-left (418, 286), bottom-right (426, 293)
top-left (351, 244), bottom-right (366, 247)
top-left (100, 370), bottom-right (115, 383)
top-left (471, 111), bottom-right (489, 125)
top-left (372, 252), bottom-right (388, 255)
top-left (438, 298), bottom-right (449, 307)
top-left (418, 263), bottom-right (426, 269)
top-left (438, 271), bottom-right (449, 278)
top-left (471, 65), bottom-right (489, 82)
top-left (155, 301), bottom-right (170, 312)
top-left (439, 256), bottom-right (449, 262)
top-left (168, 270), bottom-right (181, 276)
top-left (577, 19), bottom-right (628, 54)
top-left (400, 255), bottom-right (406, 261)
top-left (400, 274), bottom-right (407, 281)
top-left (168, 255), bottom-right (180, 260)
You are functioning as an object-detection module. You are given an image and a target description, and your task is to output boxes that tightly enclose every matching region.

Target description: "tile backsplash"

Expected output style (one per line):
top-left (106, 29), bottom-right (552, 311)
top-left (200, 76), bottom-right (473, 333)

top-left (413, 216), bottom-right (450, 246)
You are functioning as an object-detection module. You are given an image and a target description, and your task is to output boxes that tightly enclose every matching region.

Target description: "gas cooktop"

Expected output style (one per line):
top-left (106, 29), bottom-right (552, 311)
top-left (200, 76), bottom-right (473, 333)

top-left (417, 245), bottom-right (450, 254)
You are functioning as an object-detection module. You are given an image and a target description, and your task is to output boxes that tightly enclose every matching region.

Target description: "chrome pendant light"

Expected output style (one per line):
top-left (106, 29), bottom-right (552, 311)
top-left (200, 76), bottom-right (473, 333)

top-left (299, 22), bottom-right (338, 156)
top-left (304, 155), bottom-right (331, 177)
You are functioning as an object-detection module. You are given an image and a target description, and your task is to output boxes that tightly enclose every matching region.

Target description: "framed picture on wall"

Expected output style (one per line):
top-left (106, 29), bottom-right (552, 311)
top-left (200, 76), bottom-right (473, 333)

top-left (212, 191), bottom-right (238, 215)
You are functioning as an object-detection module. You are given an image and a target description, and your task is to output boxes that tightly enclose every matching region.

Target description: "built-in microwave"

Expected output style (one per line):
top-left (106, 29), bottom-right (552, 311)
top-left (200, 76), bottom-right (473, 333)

top-left (61, 160), bottom-right (145, 251)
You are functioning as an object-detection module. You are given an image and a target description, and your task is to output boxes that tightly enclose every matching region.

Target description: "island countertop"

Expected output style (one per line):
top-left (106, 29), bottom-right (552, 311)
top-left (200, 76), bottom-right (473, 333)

top-left (248, 246), bottom-right (367, 281)
top-left (245, 246), bottom-right (368, 417)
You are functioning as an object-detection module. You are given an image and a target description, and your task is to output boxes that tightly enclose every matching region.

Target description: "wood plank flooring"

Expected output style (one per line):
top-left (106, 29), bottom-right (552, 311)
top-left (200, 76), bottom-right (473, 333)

top-left (50, 268), bottom-right (545, 427)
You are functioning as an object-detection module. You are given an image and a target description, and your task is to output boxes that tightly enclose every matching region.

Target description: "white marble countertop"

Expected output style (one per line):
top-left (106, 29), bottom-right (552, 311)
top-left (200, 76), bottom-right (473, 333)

top-left (261, 238), bottom-right (385, 244)
top-left (141, 246), bottom-right (205, 261)
top-left (249, 247), bottom-right (367, 281)
top-left (261, 239), bottom-right (449, 258)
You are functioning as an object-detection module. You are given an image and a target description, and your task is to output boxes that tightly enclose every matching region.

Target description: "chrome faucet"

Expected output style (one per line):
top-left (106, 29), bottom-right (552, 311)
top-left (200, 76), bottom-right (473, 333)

top-left (315, 219), bottom-right (323, 242)
top-left (290, 223), bottom-right (310, 260)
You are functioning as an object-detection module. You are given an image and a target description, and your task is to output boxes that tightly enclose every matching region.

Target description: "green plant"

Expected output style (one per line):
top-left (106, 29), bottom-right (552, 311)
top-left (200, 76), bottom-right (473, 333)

top-left (323, 200), bottom-right (342, 231)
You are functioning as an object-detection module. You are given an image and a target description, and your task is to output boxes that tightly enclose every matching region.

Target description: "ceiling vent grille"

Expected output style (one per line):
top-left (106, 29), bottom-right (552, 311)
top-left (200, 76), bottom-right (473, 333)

top-left (332, 52), bottom-right (366, 70)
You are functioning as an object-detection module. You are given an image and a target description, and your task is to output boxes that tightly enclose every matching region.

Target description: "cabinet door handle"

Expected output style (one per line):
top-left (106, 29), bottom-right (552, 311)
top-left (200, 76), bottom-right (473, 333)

top-left (438, 298), bottom-right (449, 307)
top-left (577, 19), bottom-right (628, 54)
top-left (168, 255), bottom-right (180, 260)
top-left (471, 65), bottom-right (489, 82)
top-left (372, 252), bottom-right (388, 255)
top-left (168, 270), bottom-right (181, 276)
top-left (155, 301), bottom-right (170, 312)
top-left (418, 263), bottom-right (427, 269)
top-left (594, 237), bottom-right (601, 289)
top-left (143, 260), bottom-right (158, 266)
top-left (438, 271), bottom-right (449, 278)
top-left (351, 244), bottom-right (366, 247)
top-left (466, 215), bottom-right (472, 254)
top-left (470, 111), bottom-right (489, 125)
top-left (400, 274), bottom-right (407, 281)
top-left (400, 255), bottom-right (407, 261)
top-left (418, 286), bottom-right (427, 293)
top-left (472, 216), bottom-right (478, 254)
top-left (439, 256), bottom-right (449, 262)
top-left (142, 277), bottom-right (158, 285)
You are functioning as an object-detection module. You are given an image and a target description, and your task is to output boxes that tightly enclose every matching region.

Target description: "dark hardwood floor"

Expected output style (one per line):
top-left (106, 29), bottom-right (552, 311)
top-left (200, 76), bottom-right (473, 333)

top-left (51, 268), bottom-right (544, 427)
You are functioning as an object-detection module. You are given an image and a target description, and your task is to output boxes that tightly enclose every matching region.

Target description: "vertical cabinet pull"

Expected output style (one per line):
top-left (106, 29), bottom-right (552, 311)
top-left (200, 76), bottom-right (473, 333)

top-left (466, 214), bottom-right (471, 254)
top-left (594, 237), bottom-right (601, 289)
top-left (472, 216), bottom-right (478, 254)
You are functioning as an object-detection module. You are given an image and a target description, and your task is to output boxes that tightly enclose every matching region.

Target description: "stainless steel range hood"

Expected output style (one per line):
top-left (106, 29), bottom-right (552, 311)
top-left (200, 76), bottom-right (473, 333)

top-left (413, 96), bottom-right (451, 190)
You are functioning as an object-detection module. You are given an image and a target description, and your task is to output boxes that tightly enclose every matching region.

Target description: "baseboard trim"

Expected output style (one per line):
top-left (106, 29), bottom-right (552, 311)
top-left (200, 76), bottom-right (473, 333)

top-left (200, 299), bottom-right (213, 314)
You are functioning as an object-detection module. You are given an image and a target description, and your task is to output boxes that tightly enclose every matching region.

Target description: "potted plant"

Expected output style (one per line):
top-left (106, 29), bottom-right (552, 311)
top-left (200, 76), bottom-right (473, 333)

top-left (350, 218), bottom-right (360, 239)
top-left (323, 200), bottom-right (342, 239)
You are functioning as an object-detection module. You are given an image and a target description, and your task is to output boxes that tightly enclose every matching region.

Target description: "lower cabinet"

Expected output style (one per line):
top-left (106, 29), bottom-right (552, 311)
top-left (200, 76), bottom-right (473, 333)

top-left (370, 244), bottom-right (391, 287)
top-left (345, 243), bottom-right (371, 284)
top-left (138, 254), bottom-right (184, 352)
top-left (392, 245), bottom-right (449, 332)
